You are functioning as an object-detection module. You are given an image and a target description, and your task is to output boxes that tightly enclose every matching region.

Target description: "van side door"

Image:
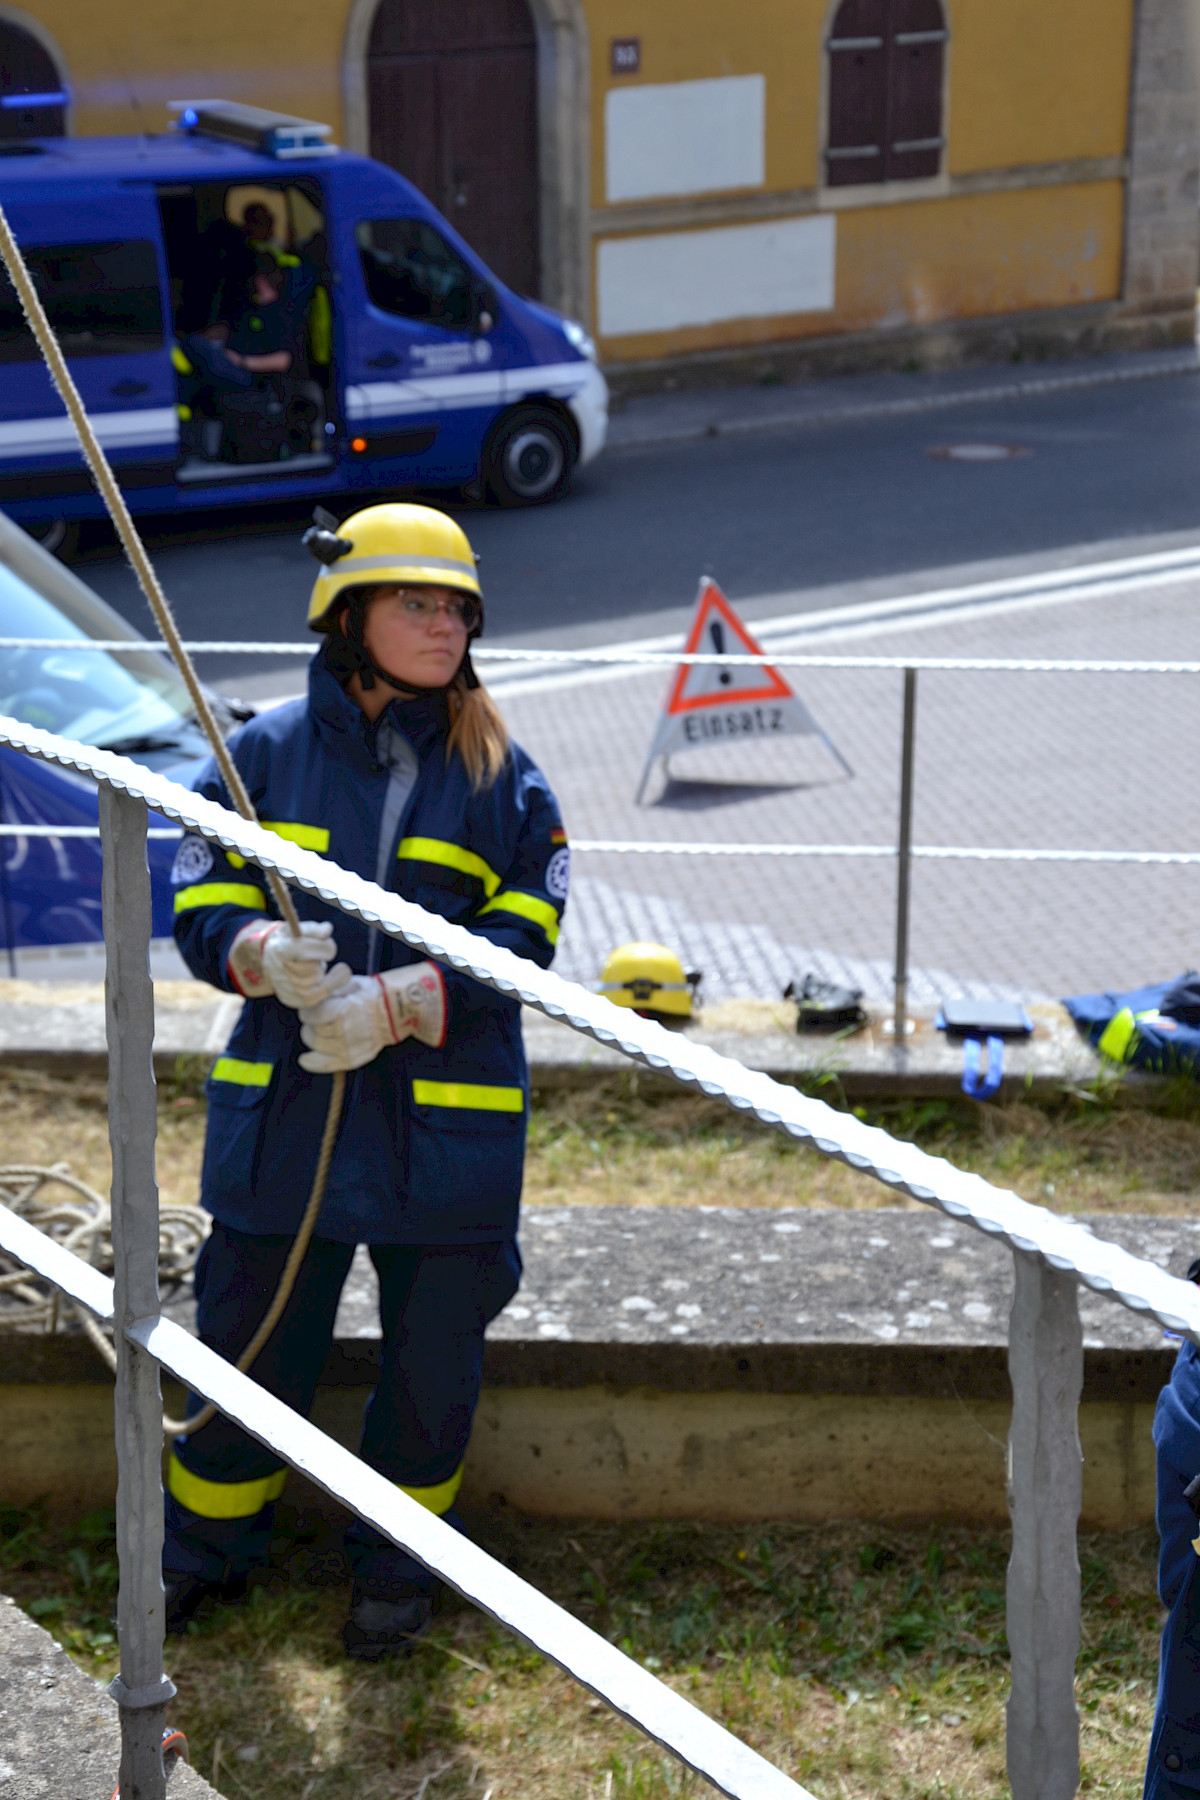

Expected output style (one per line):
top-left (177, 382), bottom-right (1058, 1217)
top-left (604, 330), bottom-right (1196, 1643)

top-left (0, 189), bottom-right (177, 513)
top-left (341, 214), bottom-right (501, 488)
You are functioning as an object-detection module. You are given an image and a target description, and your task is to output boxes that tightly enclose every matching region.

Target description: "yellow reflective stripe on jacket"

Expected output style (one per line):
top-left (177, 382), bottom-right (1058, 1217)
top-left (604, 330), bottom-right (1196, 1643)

top-left (399, 1463), bottom-right (464, 1515)
top-left (211, 1057), bottom-right (274, 1088)
top-left (309, 284), bottom-right (332, 364)
top-left (397, 836), bottom-right (501, 897)
top-left (412, 1079), bottom-right (524, 1113)
top-left (228, 819), bottom-right (330, 870)
top-left (173, 882), bottom-right (266, 914)
top-left (171, 344), bottom-right (193, 374)
top-left (167, 1453), bottom-right (287, 1519)
top-left (1098, 1008), bottom-right (1138, 1062)
top-left (479, 889), bottom-right (560, 945)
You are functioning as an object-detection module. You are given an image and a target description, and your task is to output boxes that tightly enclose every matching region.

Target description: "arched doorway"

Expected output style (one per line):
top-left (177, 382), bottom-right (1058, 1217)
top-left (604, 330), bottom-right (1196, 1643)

top-left (0, 14), bottom-right (66, 140)
top-left (367, 0), bottom-right (540, 298)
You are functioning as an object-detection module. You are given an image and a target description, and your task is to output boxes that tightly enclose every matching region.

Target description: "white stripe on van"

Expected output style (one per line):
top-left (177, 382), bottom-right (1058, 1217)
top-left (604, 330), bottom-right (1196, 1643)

top-left (345, 361), bottom-right (592, 423)
top-left (346, 374), bottom-right (507, 420)
top-left (506, 361), bottom-right (592, 401)
top-left (0, 408), bottom-right (179, 457)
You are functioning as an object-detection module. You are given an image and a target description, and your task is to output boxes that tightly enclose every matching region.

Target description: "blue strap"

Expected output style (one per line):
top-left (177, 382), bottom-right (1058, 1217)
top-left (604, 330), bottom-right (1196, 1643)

top-left (961, 1034), bottom-right (1005, 1100)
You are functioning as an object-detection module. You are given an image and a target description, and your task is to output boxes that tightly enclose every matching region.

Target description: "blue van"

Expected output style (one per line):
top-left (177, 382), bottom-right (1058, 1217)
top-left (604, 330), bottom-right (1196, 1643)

top-left (0, 101), bottom-right (607, 525)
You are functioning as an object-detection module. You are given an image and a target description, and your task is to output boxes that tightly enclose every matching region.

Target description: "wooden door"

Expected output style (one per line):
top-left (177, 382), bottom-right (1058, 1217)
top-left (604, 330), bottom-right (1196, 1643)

top-left (0, 23), bottom-right (65, 140)
top-left (368, 0), bottom-right (540, 298)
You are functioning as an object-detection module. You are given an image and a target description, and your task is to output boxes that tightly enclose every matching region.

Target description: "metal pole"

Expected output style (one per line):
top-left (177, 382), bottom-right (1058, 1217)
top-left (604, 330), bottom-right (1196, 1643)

top-left (100, 784), bottom-right (174, 1800)
top-left (1005, 1250), bottom-right (1082, 1800)
top-left (892, 667), bottom-right (917, 1039)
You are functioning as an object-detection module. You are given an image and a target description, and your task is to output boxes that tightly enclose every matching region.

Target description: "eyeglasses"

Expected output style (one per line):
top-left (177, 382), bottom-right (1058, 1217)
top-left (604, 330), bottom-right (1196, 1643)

top-left (394, 591), bottom-right (480, 631)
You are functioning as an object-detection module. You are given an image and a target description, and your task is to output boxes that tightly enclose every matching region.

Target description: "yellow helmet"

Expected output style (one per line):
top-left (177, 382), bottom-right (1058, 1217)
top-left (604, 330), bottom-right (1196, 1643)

top-left (304, 502), bottom-right (482, 631)
top-left (598, 942), bottom-right (700, 1023)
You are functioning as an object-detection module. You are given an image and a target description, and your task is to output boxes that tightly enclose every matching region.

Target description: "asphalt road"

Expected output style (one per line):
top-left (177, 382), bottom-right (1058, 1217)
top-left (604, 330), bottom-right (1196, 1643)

top-left (71, 360), bottom-right (1200, 689)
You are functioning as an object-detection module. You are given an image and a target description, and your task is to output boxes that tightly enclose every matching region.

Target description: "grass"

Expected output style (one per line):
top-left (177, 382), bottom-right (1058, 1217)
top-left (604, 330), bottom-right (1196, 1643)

top-left (3, 1061), bottom-right (1200, 1220)
top-left (0, 1502), bottom-right (1164, 1800)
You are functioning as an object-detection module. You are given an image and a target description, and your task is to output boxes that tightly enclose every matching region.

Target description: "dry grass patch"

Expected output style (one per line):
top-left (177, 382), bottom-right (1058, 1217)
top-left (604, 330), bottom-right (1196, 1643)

top-left (4, 1063), bottom-right (1200, 1219)
top-left (0, 1506), bottom-right (1162, 1800)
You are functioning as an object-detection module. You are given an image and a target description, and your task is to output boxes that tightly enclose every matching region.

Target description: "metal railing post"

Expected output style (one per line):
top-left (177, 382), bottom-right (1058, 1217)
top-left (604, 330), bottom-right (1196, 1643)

top-left (892, 666), bottom-right (917, 1039)
top-left (100, 784), bottom-right (174, 1800)
top-left (1005, 1250), bottom-right (1082, 1800)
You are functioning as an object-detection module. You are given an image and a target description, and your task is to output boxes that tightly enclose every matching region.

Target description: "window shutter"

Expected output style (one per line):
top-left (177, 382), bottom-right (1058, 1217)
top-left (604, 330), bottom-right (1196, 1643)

top-left (825, 0), bottom-right (888, 188)
top-left (886, 0), bottom-right (946, 181)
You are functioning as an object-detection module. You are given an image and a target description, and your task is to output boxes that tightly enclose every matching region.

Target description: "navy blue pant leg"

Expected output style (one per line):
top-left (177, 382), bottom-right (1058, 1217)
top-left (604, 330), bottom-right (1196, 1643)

top-left (164, 1224), bottom-right (354, 1581)
top-left (346, 1240), bottom-right (521, 1600)
top-left (1147, 1552), bottom-right (1200, 1797)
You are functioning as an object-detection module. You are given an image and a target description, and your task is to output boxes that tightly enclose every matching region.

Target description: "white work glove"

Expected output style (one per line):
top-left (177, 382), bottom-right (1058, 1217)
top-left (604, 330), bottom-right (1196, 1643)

top-left (297, 961), bottom-right (447, 1074)
top-left (228, 919), bottom-right (351, 1009)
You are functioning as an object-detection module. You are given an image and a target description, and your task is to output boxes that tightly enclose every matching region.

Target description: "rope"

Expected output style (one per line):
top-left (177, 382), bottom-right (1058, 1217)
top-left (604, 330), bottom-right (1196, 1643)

top-left (0, 202), bottom-right (346, 1440)
top-left (7, 637), bottom-right (1200, 675)
top-left (160, 1071), bottom-right (344, 1436)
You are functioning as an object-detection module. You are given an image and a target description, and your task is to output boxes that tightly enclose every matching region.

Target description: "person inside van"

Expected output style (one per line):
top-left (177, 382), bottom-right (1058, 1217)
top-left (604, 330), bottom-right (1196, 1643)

top-left (178, 251), bottom-right (320, 462)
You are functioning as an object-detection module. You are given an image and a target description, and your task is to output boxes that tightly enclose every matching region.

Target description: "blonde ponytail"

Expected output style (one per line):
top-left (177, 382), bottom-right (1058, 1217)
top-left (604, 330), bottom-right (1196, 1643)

top-left (445, 674), bottom-right (509, 789)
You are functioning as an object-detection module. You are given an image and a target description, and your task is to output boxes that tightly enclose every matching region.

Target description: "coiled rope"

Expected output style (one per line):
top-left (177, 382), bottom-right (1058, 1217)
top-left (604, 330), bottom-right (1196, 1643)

top-left (0, 203), bottom-right (345, 1438)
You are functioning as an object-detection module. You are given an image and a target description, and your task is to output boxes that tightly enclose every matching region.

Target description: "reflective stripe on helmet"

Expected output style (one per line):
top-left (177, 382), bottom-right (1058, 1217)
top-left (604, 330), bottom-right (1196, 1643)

top-left (314, 552), bottom-right (478, 581)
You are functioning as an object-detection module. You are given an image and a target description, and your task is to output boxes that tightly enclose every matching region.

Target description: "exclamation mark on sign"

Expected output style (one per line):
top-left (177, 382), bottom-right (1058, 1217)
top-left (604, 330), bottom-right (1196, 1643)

top-left (710, 620), bottom-right (732, 685)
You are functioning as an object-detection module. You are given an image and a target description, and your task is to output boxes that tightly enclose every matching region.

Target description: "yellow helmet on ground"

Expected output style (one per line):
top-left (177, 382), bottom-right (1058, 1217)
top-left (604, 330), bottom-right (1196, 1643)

top-left (598, 942), bottom-right (700, 1023)
top-left (304, 502), bottom-right (482, 631)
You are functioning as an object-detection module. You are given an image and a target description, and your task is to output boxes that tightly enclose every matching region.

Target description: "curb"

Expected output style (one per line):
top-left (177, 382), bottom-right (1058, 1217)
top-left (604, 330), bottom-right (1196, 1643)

top-left (606, 349), bottom-right (1200, 453)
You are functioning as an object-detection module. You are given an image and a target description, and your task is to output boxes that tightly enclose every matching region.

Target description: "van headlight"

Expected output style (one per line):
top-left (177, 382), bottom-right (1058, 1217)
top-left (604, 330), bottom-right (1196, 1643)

top-left (563, 319), bottom-right (597, 362)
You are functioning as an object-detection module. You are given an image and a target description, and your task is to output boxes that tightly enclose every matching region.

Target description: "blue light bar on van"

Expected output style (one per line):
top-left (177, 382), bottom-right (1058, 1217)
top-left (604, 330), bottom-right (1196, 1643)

top-left (168, 99), bottom-right (338, 160)
top-left (0, 92), bottom-right (67, 110)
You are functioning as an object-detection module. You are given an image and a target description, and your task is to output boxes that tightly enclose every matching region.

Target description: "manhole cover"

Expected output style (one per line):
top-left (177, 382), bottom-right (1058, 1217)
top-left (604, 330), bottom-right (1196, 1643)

top-left (927, 442), bottom-right (1033, 462)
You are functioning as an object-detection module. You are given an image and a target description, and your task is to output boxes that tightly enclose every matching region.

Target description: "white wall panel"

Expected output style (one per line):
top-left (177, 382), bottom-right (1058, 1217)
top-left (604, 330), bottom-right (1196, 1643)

top-left (596, 215), bottom-right (837, 338)
top-left (605, 75), bottom-right (765, 203)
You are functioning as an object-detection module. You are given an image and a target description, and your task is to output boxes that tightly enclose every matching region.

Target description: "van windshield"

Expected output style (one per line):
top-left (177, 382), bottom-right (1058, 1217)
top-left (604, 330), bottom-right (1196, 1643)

top-left (0, 560), bottom-right (205, 758)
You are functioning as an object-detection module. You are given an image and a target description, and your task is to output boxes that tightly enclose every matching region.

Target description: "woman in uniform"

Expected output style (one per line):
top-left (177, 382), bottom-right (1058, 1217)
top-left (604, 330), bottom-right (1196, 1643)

top-left (163, 502), bottom-right (569, 1659)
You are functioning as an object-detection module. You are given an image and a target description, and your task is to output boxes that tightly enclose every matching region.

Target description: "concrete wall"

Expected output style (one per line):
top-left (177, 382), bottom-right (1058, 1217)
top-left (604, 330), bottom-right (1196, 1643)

top-left (0, 1379), bottom-right (1157, 1532)
top-left (1123, 0), bottom-right (1200, 315)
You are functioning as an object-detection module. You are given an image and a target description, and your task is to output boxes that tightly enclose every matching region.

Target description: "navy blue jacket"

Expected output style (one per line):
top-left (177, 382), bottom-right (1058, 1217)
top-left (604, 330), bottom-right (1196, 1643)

top-left (1146, 1341), bottom-right (1200, 1796)
top-left (172, 653), bottom-right (567, 1246)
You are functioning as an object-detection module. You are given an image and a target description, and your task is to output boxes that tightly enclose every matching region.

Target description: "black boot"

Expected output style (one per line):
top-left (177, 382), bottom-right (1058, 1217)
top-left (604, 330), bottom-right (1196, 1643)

top-left (342, 1590), bottom-right (434, 1662)
top-left (164, 1571), bottom-right (248, 1634)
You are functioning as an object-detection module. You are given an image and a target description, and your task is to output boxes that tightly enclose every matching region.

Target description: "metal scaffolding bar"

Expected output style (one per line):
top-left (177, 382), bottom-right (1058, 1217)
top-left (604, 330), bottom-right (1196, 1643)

top-left (100, 786), bottom-right (174, 1800)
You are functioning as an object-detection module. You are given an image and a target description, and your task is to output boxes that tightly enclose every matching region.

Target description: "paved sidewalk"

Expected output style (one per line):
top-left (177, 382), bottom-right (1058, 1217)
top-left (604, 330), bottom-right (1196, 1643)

top-left (607, 345), bottom-right (1200, 452)
top-left (0, 1591), bottom-right (220, 1800)
top-left (502, 572), bottom-right (1200, 1005)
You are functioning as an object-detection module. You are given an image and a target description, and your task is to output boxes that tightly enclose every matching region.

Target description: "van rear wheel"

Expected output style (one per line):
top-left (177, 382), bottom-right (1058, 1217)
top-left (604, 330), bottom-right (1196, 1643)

top-left (483, 404), bottom-right (575, 507)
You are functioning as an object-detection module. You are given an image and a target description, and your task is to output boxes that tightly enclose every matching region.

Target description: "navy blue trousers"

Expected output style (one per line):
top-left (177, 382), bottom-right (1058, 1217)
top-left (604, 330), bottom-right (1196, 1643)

top-left (164, 1223), bottom-right (520, 1598)
top-left (1147, 1551), bottom-right (1200, 1797)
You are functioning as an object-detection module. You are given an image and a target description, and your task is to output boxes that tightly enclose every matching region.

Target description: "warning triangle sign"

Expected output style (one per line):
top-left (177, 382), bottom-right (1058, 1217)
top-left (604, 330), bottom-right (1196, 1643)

top-left (635, 578), bottom-right (852, 803)
top-left (665, 581), bottom-right (793, 714)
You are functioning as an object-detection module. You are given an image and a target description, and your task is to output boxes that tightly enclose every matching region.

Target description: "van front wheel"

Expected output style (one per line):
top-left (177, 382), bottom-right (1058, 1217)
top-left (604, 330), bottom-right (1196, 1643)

top-left (483, 404), bottom-right (576, 507)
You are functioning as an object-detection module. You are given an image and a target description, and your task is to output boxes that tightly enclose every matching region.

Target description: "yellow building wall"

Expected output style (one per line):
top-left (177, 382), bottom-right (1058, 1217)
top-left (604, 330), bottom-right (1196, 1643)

top-left (24, 0), bottom-right (348, 140)
top-left (15, 0), bottom-right (1137, 361)
top-left (948, 0), bottom-right (1135, 172)
top-left (588, 0), bottom-right (1135, 208)
top-left (594, 182), bottom-right (1125, 363)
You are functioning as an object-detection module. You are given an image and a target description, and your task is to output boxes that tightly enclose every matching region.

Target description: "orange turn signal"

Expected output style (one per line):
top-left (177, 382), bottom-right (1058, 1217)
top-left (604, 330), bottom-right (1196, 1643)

top-left (351, 437), bottom-right (368, 453)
